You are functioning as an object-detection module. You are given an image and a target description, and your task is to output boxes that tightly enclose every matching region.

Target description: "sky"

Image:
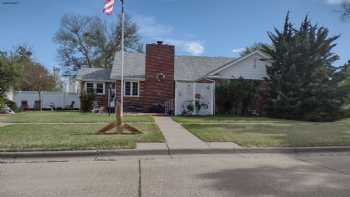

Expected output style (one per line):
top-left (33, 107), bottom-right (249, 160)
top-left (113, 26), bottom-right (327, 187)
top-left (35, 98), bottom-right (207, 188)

top-left (0, 0), bottom-right (349, 71)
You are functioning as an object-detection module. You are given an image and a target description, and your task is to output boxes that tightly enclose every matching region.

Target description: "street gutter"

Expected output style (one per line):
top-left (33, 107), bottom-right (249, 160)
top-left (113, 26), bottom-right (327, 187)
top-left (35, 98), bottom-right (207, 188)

top-left (1, 146), bottom-right (350, 159)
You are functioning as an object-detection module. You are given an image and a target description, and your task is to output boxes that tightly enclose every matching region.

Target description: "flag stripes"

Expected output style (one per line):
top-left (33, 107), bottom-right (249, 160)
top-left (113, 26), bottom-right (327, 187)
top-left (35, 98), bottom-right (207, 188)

top-left (103, 0), bottom-right (115, 15)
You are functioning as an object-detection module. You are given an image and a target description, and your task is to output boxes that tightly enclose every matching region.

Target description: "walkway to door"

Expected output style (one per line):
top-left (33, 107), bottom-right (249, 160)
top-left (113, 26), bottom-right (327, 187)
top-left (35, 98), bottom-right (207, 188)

top-left (153, 116), bottom-right (209, 150)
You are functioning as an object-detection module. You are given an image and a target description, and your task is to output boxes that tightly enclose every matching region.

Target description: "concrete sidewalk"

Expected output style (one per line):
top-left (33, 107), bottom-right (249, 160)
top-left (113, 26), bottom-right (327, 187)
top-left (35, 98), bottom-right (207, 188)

top-left (154, 116), bottom-right (210, 150)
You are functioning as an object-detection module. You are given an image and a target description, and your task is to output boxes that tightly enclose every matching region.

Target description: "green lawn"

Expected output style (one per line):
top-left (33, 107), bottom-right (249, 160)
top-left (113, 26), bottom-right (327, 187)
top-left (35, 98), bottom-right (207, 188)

top-left (0, 112), bottom-right (164, 151)
top-left (0, 112), bottom-right (153, 123)
top-left (173, 116), bottom-right (350, 147)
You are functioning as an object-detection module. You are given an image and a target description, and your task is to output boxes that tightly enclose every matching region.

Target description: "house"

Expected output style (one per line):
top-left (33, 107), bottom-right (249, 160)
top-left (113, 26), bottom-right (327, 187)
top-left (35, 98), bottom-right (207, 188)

top-left (77, 41), bottom-right (270, 115)
top-left (62, 69), bottom-right (80, 94)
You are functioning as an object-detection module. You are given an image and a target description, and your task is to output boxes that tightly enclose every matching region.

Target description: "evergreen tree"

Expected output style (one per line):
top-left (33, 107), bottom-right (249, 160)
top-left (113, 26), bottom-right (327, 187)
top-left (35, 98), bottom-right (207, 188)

top-left (262, 13), bottom-right (344, 121)
top-left (339, 60), bottom-right (350, 104)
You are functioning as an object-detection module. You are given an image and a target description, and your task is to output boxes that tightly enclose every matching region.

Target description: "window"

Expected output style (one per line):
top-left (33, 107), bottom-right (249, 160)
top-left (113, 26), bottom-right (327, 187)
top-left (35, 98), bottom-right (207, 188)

top-left (96, 83), bottom-right (104, 95)
top-left (124, 81), bottom-right (139, 97)
top-left (85, 82), bottom-right (105, 95)
top-left (86, 83), bottom-right (94, 94)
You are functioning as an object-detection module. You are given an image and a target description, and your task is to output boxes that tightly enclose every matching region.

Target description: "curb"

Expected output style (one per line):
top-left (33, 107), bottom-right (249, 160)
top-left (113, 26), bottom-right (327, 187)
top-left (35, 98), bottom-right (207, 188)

top-left (1, 146), bottom-right (350, 159)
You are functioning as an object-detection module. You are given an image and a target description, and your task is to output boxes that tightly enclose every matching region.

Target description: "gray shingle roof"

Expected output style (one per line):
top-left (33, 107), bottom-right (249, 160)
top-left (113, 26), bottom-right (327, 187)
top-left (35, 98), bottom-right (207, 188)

top-left (78, 53), bottom-right (234, 82)
top-left (110, 52), bottom-right (145, 80)
top-left (77, 68), bottom-right (112, 81)
top-left (109, 52), bottom-right (234, 81)
top-left (174, 56), bottom-right (234, 81)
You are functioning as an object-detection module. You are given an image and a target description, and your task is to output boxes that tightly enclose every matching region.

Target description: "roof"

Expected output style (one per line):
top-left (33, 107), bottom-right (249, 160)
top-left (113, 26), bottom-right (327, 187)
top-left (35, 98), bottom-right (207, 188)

top-left (109, 52), bottom-right (234, 81)
top-left (77, 51), bottom-right (270, 82)
top-left (174, 56), bottom-right (234, 81)
top-left (206, 50), bottom-right (270, 77)
top-left (110, 52), bottom-right (146, 80)
top-left (77, 68), bottom-right (112, 81)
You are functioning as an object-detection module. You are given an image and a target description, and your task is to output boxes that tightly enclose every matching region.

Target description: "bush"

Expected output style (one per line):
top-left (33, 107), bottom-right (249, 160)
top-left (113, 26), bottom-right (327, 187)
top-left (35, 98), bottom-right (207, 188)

top-left (80, 92), bottom-right (95, 112)
top-left (215, 78), bottom-right (260, 116)
top-left (5, 99), bottom-right (18, 112)
top-left (0, 97), bottom-right (5, 110)
top-left (341, 105), bottom-right (350, 118)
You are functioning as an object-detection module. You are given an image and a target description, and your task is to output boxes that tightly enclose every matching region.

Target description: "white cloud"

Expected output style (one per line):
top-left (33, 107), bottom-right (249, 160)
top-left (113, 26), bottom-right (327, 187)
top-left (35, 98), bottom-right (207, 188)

top-left (232, 48), bottom-right (245, 54)
top-left (164, 39), bottom-right (205, 56)
top-left (133, 16), bottom-right (173, 37)
top-left (134, 15), bottom-right (205, 55)
top-left (324, 0), bottom-right (350, 4)
top-left (184, 41), bottom-right (205, 55)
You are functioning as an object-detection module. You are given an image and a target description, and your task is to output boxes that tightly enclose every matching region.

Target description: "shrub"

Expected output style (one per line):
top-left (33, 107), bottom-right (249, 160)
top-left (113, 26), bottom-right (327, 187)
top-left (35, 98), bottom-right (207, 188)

top-left (80, 92), bottom-right (95, 112)
top-left (0, 97), bottom-right (5, 110)
top-left (5, 99), bottom-right (18, 112)
top-left (215, 78), bottom-right (260, 116)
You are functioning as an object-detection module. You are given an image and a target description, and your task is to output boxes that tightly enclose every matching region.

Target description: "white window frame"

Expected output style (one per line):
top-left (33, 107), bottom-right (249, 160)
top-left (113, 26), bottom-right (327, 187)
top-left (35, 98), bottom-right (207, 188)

top-left (86, 82), bottom-right (94, 94)
top-left (85, 82), bottom-right (105, 96)
top-left (124, 81), bottom-right (140, 97)
top-left (95, 82), bottom-right (105, 95)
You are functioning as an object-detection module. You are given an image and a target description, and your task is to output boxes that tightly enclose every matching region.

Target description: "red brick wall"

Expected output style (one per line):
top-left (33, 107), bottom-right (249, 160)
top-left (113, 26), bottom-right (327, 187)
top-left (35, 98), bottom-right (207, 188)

top-left (115, 80), bottom-right (145, 112)
top-left (143, 42), bottom-right (175, 112)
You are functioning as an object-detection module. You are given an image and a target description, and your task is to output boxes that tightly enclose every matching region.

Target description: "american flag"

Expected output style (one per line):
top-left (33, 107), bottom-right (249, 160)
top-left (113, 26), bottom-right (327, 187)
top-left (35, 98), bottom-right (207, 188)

top-left (103, 0), bottom-right (115, 15)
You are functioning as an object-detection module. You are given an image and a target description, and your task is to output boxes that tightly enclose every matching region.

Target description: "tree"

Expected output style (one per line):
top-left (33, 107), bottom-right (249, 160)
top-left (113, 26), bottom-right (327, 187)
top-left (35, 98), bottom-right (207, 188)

top-left (13, 46), bottom-right (58, 111)
top-left (21, 63), bottom-right (57, 111)
top-left (0, 51), bottom-right (19, 100)
top-left (54, 13), bottom-right (142, 70)
top-left (339, 60), bottom-right (350, 103)
top-left (240, 43), bottom-right (266, 57)
top-left (262, 13), bottom-right (345, 121)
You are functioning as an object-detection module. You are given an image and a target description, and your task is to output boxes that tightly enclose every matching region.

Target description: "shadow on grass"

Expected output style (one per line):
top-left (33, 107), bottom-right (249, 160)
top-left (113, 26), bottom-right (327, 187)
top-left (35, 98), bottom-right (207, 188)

top-left (197, 165), bottom-right (350, 196)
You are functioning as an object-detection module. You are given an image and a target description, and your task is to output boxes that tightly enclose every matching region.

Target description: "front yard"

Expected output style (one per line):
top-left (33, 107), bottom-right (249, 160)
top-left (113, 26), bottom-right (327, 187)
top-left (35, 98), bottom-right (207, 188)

top-left (173, 116), bottom-right (350, 147)
top-left (0, 112), bottom-right (164, 151)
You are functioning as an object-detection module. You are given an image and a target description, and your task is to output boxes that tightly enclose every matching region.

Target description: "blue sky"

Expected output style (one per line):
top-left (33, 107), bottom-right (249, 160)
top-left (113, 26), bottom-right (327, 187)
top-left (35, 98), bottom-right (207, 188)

top-left (0, 0), bottom-right (349, 71)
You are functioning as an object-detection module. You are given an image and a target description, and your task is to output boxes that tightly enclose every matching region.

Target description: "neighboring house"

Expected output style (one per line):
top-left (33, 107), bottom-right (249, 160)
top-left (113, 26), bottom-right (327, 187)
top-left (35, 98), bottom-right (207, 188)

top-left (62, 70), bottom-right (80, 94)
top-left (77, 41), bottom-right (270, 115)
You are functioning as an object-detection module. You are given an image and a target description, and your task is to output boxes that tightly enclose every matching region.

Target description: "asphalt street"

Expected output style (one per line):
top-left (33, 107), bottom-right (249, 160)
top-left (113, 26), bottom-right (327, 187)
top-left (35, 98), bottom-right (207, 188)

top-left (1, 152), bottom-right (350, 197)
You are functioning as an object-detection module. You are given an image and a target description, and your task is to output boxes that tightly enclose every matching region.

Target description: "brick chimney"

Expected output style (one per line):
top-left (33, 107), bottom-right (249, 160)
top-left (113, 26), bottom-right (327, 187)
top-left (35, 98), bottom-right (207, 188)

top-left (143, 41), bottom-right (175, 112)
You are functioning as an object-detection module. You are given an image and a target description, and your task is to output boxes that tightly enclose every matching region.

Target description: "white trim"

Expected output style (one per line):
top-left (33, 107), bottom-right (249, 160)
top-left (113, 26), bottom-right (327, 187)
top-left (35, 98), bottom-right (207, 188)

top-left (193, 83), bottom-right (196, 115)
top-left (85, 82), bottom-right (106, 96)
top-left (79, 79), bottom-right (115, 82)
top-left (203, 78), bottom-right (216, 116)
top-left (124, 80), bottom-right (140, 97)
top-left (95, 82), bottom-right (105, 96)
top-left (175, 82), bottom-right (178, 115)
top-left (206, 50), bottom-right (269, 77)
top-left (85, 82), bottom-right (94, 94)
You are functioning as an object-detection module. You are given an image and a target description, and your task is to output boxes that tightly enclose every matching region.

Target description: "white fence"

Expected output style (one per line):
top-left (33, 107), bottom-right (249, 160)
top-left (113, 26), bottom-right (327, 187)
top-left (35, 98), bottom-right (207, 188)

top-left (15, 91), bottom-right (80, 109)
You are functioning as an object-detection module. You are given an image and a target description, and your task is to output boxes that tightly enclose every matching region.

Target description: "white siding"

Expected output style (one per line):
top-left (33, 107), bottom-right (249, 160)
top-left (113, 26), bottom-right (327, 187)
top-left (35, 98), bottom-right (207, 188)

top-left (216, 53), bottom-right (269, 80)
top-left (175, 81), bottom-right (214, 116)
top-left (15, 91), bottom-right (80, 109)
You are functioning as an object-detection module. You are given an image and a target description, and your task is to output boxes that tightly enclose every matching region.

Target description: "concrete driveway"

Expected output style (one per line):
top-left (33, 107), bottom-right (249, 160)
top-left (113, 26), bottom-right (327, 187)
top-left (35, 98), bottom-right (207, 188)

top-left (1, 153), bottom-right (350, 197)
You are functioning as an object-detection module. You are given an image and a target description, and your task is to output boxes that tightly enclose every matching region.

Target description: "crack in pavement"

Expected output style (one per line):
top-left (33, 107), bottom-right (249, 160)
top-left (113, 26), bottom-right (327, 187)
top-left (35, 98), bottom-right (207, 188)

top-left (138, 159), bottom-right (142, 197)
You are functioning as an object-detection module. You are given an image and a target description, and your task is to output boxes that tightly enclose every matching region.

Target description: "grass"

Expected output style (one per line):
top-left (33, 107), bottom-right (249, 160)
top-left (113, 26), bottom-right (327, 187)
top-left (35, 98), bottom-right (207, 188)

top-left (0, 112), bottom-right (164, 151)
top-left (173, 116), bottom-right (350, 147)
top-left (0, 111), bottom-right (153, 123)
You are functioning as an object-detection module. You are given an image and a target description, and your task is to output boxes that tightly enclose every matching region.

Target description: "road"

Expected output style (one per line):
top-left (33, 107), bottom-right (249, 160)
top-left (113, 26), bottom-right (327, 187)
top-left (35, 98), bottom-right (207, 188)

top-left (1, 152), bottom-right (350, 197)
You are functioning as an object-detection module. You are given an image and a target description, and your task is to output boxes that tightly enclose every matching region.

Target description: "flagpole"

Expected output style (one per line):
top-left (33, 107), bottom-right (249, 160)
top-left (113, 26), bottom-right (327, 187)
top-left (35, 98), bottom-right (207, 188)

top-left (120, 0), bottom-right (125, 117)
